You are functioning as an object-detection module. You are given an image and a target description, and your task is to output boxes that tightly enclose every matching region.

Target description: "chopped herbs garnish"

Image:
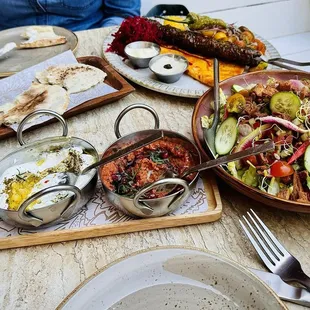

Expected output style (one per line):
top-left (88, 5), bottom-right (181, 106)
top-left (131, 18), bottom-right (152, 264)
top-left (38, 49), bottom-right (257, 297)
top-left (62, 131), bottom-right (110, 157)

top-left (149, 149), bottom-right (169, 164)
top-left (52, 193), bottom-right (69, 203)
top-left (16, 169), bottom-right (28, 181)
top-left (102, 139), bottom-right (197, 199)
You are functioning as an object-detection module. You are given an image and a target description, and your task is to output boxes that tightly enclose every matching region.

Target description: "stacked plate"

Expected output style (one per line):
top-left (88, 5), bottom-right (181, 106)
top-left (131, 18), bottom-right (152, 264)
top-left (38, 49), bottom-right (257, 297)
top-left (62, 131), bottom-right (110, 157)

top-left (58, 247), bottom-right (286, 309)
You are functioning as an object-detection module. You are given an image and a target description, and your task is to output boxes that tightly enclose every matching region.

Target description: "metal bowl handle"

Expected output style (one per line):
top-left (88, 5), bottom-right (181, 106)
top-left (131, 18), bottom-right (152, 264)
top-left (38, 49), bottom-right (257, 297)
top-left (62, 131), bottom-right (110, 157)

top-left (18, 185), bottom-right (81, 227)
top-left (114, 104), bottom-right (160, 139)
top-left (133, 178), bottom-right (190, 216)
top-left (17, 109), bottom-right (68, 146)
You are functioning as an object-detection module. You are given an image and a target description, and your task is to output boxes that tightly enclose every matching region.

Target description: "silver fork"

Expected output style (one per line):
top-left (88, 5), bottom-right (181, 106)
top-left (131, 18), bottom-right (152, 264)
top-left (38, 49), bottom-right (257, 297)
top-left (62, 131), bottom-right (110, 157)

top-left (261, 56), bottom-right (310, 72)
top-left (240, 209), bottom-right (310, 291)
top-left (203, 58), bottom-right (220, 158)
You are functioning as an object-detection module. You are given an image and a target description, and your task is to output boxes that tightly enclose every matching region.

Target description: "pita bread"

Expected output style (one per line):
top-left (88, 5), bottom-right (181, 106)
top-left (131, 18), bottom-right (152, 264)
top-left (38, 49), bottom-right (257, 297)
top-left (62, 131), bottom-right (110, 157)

top-left (19, 26), bottom-right (67, 49)
top-left (36, 64), bottom-right (107, 93)
top-left (0, 83), bottom-right (69, 125)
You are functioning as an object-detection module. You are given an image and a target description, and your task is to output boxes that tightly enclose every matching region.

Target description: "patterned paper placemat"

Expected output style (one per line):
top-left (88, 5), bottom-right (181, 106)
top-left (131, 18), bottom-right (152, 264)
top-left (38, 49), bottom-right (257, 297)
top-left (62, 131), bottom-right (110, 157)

top-left (0, 177), bottom-right (208, 238)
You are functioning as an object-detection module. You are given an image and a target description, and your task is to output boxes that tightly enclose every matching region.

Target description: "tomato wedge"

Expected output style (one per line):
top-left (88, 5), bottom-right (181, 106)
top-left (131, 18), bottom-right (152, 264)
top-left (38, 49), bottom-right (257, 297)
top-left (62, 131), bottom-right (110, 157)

top-left (270, 161), bottom-right (294, 177)
top-left (243, 155), bottom-right (258, 166)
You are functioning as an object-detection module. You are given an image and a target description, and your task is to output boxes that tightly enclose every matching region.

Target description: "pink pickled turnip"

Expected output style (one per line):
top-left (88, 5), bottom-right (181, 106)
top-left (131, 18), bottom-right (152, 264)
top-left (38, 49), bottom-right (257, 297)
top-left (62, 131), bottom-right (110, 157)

top-left (235, 124), bottom-right (272, 152)
top-left (238, 123), bottom-right (253, 137)
top-left (289, 79), bottom-right (307, 92)
top-left (258, 116), bottom-right (310, 133)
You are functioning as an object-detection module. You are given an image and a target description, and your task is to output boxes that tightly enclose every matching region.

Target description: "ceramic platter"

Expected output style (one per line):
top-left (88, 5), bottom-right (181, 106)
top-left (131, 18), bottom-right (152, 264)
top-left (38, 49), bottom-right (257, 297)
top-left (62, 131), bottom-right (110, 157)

top-left (0, 25), bottom-right (78, 77)
top-left (58, 247), bottom-right (287, 310)
top-left (102, 25), bottom-right (280, 98)
top-left (192, 70), bottom-right (310, 213)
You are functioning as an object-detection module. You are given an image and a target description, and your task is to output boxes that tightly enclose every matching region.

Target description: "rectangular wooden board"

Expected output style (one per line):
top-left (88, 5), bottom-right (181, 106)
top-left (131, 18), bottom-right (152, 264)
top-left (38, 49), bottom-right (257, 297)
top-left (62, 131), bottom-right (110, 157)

top-left (0, 56), bottom-right (135, 140)
top-left (0, 172), bottom-right (222, 250)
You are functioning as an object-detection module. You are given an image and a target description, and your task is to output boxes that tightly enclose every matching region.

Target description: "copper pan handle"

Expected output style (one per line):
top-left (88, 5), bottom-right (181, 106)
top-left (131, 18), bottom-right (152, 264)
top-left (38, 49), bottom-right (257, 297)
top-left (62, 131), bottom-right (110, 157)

top-left (18, 185), bottom-right (81, 227)
top-left (17, 109), bottom-right (68, 146)
top-left (114, 104), bottom-right (160, 139)
top-left (133, 178), bottom-right (190, 216)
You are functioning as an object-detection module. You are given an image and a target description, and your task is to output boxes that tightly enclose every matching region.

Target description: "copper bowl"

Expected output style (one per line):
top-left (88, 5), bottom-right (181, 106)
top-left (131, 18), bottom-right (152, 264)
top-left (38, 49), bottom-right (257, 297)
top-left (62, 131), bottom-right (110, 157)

top-left (99, 104), bottom-right (201, 218)
top-left (192, 70), bottom-right (310, 213)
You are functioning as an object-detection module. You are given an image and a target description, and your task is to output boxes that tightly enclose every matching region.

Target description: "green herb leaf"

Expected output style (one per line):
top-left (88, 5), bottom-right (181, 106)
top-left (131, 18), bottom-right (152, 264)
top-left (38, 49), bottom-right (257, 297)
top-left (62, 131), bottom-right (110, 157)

top-left (149, 150), bottom-right (168, 164)
top-left (307, 176), bottom-right (310, 190)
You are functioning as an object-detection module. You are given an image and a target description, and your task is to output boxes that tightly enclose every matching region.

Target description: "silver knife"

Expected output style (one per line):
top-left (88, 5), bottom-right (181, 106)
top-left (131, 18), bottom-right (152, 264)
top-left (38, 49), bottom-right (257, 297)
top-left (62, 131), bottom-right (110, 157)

top-left (250, 268), bottom-right (310, 307)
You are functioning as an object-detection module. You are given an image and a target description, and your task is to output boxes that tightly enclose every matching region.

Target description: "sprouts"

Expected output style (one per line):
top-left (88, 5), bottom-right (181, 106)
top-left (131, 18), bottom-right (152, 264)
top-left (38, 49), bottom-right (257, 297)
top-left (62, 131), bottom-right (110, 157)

top-left (296, 98), bottom-right (310, 130)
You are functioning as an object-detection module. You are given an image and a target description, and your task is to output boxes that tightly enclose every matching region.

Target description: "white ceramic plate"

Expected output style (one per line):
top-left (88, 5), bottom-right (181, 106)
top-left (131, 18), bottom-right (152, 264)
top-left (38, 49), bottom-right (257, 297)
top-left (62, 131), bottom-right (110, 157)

top-left (0, 25), bottom-right (78, 77)
top-left (102, 25), bottom-right (280, 98)
top-left (58, 247), bottom-right (287, 310)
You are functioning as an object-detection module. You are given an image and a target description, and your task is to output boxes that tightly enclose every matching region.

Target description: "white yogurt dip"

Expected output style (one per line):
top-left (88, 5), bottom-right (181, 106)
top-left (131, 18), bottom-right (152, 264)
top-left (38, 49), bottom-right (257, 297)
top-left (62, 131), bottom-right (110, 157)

top-left (0, 145), bottom-right (95, 211)
top-left (126, 47), bottom-right (158, 59)
top-left (150, 55), bottom-right (187, 75)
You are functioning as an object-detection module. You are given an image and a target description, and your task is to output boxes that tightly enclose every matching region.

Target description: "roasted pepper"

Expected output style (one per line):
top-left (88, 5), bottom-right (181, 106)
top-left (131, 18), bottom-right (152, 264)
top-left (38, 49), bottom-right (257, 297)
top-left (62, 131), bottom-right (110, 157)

top-left (248, 61), bottom-right (268, 72)
top-left (160, 12), bottom-right (227, 31)
top-left (226, 93), bottom-right (246, 113)
top-left (287, 140), bottom-right (310, 164)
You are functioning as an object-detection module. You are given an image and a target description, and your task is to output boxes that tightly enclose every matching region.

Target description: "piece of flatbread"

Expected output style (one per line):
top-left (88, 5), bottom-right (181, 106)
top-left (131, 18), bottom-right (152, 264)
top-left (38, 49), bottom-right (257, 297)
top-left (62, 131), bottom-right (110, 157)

top-left (0, 83), bottom-right (69, 125)
top-left (36, 64), bottom-right (107, 93)
top-left (19, 26), bottom-right (67, 49)
top-left (160, 46), bottom-right (244, 86)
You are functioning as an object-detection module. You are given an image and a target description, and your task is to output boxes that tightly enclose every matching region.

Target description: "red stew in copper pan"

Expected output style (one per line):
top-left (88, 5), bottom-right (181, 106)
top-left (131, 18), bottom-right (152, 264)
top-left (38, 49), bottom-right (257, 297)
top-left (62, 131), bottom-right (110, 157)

top-left (100, 137), bottom-right (197, 198)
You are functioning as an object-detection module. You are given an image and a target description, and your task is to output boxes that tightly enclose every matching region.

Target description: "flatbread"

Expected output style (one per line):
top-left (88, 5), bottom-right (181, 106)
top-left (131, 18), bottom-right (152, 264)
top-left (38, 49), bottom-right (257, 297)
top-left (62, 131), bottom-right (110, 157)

top-left (19, 26), bottom-right (67, 49)
top-left (36, 64), bottom-right (107, 93)
top-left (160, 46), bottom-right (245, 86)
top-left (0, 83), bottom-right (69, 125)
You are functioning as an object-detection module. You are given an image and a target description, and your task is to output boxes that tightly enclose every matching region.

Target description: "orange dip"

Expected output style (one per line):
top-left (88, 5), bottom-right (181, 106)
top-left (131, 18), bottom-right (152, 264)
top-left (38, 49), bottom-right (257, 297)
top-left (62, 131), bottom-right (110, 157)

top-left (100, 137), bottom-right (197, 198)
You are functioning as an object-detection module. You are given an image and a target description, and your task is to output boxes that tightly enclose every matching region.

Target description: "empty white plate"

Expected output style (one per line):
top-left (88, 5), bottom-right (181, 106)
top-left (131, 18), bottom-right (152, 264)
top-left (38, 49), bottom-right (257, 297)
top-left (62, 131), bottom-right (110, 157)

top-left (58, 247), bottom-right (287, 310)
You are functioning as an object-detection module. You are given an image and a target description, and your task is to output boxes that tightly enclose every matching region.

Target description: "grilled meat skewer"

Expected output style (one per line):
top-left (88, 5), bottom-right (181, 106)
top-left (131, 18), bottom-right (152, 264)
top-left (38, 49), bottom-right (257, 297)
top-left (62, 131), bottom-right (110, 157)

top-left (108, 17), bottom-right (262, 67)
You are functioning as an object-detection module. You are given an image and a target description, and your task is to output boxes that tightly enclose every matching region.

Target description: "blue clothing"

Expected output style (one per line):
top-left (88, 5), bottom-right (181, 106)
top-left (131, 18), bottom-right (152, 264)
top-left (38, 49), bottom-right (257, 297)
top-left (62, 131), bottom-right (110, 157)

top-left (0, 0), bottom-right (140, 31)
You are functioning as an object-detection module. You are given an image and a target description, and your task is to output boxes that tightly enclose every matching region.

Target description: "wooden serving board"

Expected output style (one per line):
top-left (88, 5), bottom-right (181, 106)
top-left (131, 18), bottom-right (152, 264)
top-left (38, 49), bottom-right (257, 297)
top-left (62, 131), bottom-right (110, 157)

top-left (0, 56), bottom-right (135, 140)
top-left (0, 172), bottom-right (222, 250)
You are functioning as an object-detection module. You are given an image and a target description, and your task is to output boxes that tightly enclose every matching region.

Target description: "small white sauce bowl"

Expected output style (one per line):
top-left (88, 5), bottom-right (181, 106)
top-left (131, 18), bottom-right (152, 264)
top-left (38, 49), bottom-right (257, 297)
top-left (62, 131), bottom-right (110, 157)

top-left (149, 53), bottom-right (189, 83)
top-left (124, 41), bottom-right (160, 68)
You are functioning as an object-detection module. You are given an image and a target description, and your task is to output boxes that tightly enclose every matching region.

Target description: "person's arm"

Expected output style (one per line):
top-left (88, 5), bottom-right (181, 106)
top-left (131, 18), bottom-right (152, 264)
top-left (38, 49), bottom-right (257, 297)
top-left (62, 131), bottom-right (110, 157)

top-left (102, 0), bottom-right (141, 27)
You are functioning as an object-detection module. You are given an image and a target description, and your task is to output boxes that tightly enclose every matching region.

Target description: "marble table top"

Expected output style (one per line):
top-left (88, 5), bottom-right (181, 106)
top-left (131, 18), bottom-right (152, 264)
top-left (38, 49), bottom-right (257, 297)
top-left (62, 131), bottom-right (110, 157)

top-left (0, 26), bottom-right (310, 310)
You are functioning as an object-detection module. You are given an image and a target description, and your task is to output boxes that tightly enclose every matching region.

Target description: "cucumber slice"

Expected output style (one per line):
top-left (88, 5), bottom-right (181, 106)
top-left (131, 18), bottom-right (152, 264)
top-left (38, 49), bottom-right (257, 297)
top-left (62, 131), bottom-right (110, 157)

top-left (267, 177), bottom-right (280, 195)
top-left (304, 145), bottom-right (310, 173)
top-left (231, 84), bottom-right (244, 93)
top-left (270, 91), bottom-right (301, 119)
top-left (215, 117), bottom-right (238, 155)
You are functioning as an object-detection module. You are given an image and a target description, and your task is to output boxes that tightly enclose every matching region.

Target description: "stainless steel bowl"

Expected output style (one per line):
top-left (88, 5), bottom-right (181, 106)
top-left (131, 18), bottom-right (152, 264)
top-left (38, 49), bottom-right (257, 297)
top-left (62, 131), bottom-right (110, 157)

top-left (124, 41), bottom-right (160, 68)
top-left (0, 110), bottom-right (99, 229)
top-left (99, 104), bottom-right (201, 218)
top-left (149, 53), bottom-right (189, 83)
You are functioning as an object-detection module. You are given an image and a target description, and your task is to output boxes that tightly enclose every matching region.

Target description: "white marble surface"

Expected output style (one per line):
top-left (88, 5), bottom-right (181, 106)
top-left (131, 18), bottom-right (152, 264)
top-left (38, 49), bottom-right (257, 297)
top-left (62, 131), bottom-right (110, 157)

top-left (1, 27), bottom-right (310, 310)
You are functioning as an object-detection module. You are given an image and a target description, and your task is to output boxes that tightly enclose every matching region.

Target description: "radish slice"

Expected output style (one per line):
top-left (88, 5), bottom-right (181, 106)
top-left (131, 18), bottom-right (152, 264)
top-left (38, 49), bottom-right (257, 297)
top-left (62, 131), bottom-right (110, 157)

top-left (235, 124), bottom-right (272, 152)
top-left (259, 116), bottom-right (310, 133)
top-left (290, 79), bottom-right (306, 92)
